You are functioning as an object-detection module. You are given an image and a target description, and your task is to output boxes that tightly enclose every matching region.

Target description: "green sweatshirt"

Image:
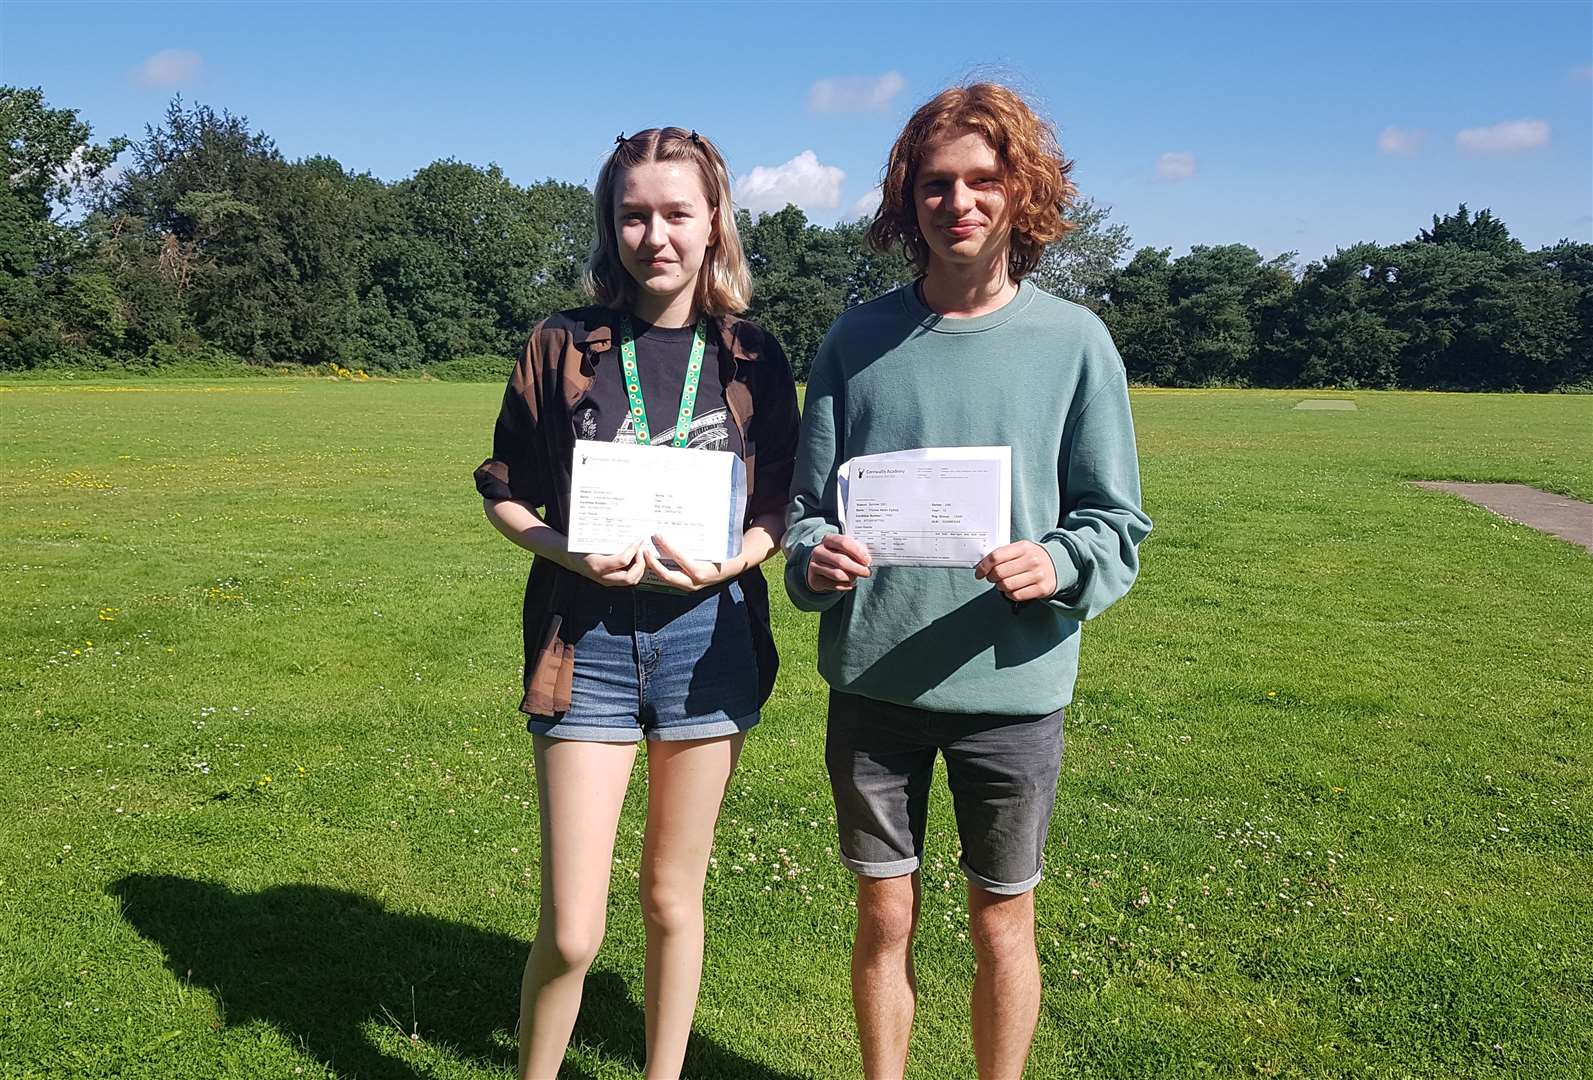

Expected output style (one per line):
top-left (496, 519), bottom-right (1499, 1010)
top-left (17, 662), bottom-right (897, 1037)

top-left (783, 280), bottom-right (1151, 714)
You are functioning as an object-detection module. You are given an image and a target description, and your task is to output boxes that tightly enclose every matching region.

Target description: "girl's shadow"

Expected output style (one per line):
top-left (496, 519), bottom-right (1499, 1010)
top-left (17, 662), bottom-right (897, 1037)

top-left (110, 874), bottom-right (809, 1079)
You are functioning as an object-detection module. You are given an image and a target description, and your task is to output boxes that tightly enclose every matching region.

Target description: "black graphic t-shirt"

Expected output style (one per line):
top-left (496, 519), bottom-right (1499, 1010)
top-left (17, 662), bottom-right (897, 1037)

top-left (573, 319), bottom-right (743, 457)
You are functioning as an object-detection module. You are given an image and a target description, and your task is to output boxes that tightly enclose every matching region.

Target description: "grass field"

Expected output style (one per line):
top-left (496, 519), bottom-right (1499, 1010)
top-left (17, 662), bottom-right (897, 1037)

top-left (1, 381), bottom-right (1589, 1079)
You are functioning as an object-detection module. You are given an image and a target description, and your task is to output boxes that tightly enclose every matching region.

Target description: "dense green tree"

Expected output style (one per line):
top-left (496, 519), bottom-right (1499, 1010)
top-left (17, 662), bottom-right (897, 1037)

top-left (739, 205), bottom-right (844, 376)
top-left (1166, 245), bottom-right (1271, 385)
top-left (738, 206), bottom-right (911, 377)
top-left (377, 163), bottom-right (594, 363)
top-left (70, 200), bottom-right (198, 358)
top-left (2, 86), bottom-right (126, 230)
top-left (1274, 244), bottom-right (1406, 388)
top-left (1534, 240), bottom-right (1593, 388)
top-left (7, 88), bottom-right (1588, 390)
top-left (0, 86), bottom-right (127, 368)
top-left (1102, 244), bottom-right (1295, 387)
top-left (1028, 198), bottom-right (1133, 308)
top-left (833, 218), bottom-right (915, 310)
top-left (1419, 203), bottom-right (1522, 256)
top-left (524, 178), bottom-right (595, 314)
top-left (107, 100), bottom-right (298, 361)
top-left (1381, 241), bottom-right (1516, 389)
top-left (1387, 206), bottom-right (1584, 390)
top-left (272, 157), bottom-right (386, 365)
top-left (1101, 247), bottom-right (1182, 384)
top-left (57, 271), bottom-right (126, 352)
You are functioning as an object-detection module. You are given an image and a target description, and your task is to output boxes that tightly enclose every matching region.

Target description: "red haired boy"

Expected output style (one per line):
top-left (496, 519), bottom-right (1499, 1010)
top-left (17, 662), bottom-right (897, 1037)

top-left (786, 84), bottom-right (1152, 1079)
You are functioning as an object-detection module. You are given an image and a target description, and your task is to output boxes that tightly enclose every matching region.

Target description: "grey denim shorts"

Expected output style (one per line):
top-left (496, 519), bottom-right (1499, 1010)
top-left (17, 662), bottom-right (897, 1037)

top-left (824, 690), bottom-right (1065, 895)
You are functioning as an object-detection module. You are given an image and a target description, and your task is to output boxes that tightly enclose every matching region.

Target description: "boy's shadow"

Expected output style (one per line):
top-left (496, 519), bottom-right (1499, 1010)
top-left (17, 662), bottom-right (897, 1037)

top-left (111, 874), bottom-right (808, 1079)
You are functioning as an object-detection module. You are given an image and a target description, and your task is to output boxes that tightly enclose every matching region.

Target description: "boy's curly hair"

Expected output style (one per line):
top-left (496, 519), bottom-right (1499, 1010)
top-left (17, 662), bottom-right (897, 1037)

top-left (867, 83), bottom-right (1076, 279)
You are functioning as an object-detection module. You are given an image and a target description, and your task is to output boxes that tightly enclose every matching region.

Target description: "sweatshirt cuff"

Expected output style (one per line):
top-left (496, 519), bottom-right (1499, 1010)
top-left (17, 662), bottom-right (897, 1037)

top-left (784, 541), bottom-right (847, 613)
top-left (1040, 537), bottom-right (1084, 603)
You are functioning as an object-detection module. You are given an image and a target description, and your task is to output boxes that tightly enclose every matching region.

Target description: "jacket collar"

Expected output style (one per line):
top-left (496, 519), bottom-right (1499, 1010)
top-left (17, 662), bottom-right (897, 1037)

top-left (571, 307), bottom-right (760, 363)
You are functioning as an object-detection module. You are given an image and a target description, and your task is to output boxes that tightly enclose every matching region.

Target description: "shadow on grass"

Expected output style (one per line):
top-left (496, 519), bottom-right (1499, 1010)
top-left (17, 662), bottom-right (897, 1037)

top-left (111, 874), bottom-right (808, 1079)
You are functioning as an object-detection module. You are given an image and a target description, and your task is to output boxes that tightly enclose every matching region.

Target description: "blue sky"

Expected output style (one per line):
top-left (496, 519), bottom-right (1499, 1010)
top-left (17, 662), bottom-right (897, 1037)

top-left (5, 0), bottom-right (1589, 264)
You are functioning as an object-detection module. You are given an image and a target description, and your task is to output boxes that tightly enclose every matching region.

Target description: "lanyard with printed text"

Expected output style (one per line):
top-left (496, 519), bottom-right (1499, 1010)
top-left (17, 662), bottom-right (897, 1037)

top-left (618, 315), bottom-right (707, 448)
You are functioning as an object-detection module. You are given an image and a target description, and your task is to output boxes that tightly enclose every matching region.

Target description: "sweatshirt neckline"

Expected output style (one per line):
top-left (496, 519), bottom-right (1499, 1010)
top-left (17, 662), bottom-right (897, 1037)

top-left (900, 277), bottom-right (1036, 334)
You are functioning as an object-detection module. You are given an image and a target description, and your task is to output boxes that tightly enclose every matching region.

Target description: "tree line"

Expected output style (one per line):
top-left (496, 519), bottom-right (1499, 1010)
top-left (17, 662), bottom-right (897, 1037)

top-left (3, 87), bottom-right (1589, 390)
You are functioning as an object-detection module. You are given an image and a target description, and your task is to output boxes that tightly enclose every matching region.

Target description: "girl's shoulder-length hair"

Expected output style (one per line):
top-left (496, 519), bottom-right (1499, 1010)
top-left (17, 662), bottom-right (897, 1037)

top-left (584, 127), bottom-right (752, 316)
top-left (867, 83), bottom-right (1077, 280)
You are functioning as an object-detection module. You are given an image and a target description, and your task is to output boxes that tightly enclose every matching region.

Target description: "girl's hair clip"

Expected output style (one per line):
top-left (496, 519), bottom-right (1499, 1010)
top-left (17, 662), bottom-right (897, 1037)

top-left (689, 130), bottom-right (702, 144)
top-left (614, 132), bottom-right (628, 145)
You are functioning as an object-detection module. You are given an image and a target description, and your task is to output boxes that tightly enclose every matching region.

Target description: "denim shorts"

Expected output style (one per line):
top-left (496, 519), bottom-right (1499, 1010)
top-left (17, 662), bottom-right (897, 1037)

top-left (526, 577), bottom-right (761, 743)
top-left (825, 690), bottom-right (1064, 895)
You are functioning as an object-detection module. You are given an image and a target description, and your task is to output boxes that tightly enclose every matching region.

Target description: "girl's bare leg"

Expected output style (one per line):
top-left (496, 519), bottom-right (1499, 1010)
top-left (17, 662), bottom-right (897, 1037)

top-left (518, 735), bottom-right (638, 1080)
top-left (637, 733), bottom-right (744, 1079)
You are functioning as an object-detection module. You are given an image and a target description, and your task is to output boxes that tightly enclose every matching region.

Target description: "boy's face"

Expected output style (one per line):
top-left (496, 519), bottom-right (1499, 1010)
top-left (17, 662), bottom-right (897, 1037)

top-left (912, 130), bottom-right (1010, 271)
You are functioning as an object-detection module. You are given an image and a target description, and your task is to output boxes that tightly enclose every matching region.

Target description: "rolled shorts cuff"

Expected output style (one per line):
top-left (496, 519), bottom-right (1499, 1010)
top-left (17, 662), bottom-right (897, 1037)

top-left (525, 717), bottom-right (644, 743)
top-left (646, 711), bottom-right (760, 742)
top-left (960, 856), bottom-right (1043, 896)
top-left (839, 851), bottom-right (922, 879)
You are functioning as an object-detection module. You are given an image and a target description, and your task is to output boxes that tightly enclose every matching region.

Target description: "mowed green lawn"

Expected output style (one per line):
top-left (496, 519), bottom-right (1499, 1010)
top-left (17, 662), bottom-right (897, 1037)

top-left (1, 381), bottom-right (1589, 1080)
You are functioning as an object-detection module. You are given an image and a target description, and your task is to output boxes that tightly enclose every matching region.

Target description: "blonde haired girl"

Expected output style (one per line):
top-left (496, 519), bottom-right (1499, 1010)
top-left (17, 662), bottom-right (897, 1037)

top-left (475, 126), bottom-right (799, 1079)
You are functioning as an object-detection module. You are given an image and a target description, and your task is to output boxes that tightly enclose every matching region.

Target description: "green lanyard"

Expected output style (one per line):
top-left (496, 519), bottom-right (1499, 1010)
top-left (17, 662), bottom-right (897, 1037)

top-left (618, 315), bottom-right (708, 448)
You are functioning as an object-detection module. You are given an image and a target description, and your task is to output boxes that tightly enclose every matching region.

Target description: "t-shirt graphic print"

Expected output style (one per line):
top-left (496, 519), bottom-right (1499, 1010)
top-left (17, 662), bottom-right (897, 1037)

top-left (572, 318), bottom-right (744, 458)
top-left (609, 406), bottom-right (733, 451)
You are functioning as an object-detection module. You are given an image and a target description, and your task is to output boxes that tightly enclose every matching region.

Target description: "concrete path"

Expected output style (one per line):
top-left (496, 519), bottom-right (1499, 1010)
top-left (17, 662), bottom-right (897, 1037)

top-left (1413, 482), bottom-right (1593, 554)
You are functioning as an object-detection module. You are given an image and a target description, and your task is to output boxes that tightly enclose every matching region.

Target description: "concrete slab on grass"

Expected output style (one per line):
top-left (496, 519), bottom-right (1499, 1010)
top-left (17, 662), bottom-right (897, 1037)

top-left (1294, 399), bottom-right (1358, 411)
top-left (1413, 482), bottom-right (1593, 553)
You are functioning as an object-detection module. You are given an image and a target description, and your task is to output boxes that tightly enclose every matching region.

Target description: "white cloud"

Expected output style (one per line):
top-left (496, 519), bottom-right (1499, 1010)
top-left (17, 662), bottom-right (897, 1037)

top-left (1377, 126), bottom-right (1426, 156)
top-left (735, 151), bottom-right (846, 214)
top-left (51, 145), bottom-right (96, 188)
top-left (136, 48), bottom-right (202, 87)
top-left (848, 186), bottom-right (882, 220)
top-left (1455, 119), bottom-right (1549, 156)
top-left (14, 144), bottom-right (124, 211)
top-left (15, 144), bottom-right (121, 194)
top-left (1155, 151), bottom-right (1196, 182)
top-left (809, 72), bottom-right (905, 114)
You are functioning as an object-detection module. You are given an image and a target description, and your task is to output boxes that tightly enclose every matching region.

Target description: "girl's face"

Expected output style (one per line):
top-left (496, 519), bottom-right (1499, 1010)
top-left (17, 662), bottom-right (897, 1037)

top-left (614, 161), bottom-right (716, 311)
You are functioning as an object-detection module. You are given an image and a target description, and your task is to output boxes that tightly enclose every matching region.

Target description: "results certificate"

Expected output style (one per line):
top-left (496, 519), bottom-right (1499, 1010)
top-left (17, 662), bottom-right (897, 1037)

top-left (837, 446), bottom-right (1011, 567)
top-left (566, 440), bottom-right (748, 563)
